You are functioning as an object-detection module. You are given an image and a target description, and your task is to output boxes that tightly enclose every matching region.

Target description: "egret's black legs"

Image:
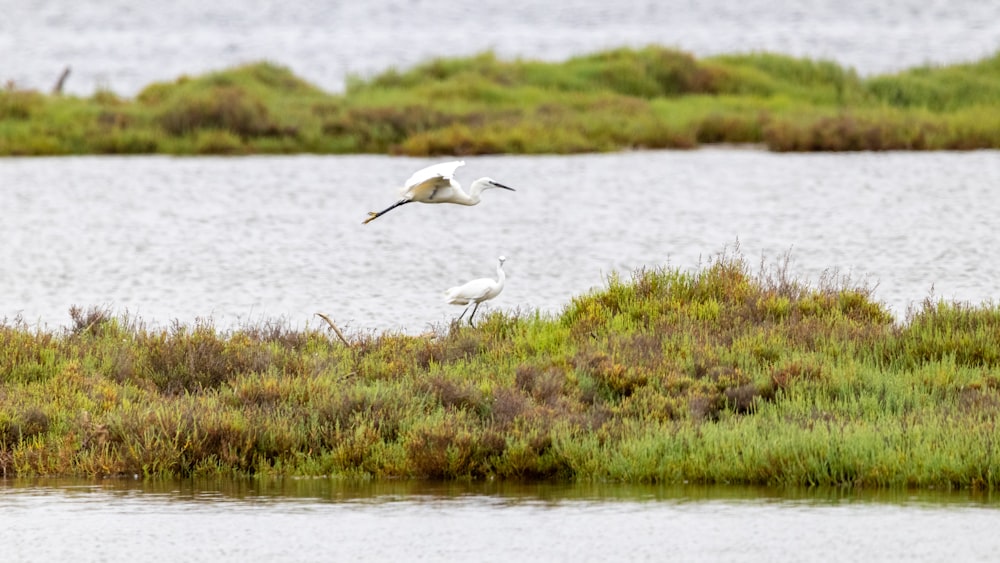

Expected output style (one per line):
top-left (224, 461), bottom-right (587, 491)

top-left (363, 199), bottom-right (411, 224)
top-left (468, 302), bottom-right (482, 326)
top-left (454, 302), bottom-right (482, 327)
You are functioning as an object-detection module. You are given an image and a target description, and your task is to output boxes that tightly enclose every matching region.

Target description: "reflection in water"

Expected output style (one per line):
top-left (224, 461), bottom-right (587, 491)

top-left (36, 476), bottom-right (990, 507)
top-left (2, 478), bottom-right (999, 563)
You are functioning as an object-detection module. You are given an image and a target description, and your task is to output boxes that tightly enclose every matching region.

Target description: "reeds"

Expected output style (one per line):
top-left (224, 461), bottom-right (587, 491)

top-left (3, 47), bottom-right (1000, 155)
top-left (2, 251), bottom-right (998, 487)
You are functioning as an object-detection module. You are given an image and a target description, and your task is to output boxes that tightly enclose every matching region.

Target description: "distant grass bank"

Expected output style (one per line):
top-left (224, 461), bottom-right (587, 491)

top-left (3, 46), bottom-right (1000, 155)
top-left (2, 251), bottom-right (999, 487)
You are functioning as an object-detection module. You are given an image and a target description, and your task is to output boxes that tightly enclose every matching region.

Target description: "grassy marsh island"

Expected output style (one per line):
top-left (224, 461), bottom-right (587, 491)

top-left (2, 46), bottom-right (1000, 156)
top-left (2, 251), bottom-right (999, 487)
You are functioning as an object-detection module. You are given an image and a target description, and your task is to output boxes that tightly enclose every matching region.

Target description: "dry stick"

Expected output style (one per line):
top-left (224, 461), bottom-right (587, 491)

top-left (52, 66), bottom-right (71, 95)
top-left (315, 312), bottom-right (351, 346)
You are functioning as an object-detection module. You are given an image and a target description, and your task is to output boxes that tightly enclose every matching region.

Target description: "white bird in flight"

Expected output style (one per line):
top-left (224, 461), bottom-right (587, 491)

top-left (363, 161), bottom-right (515, 224)
top-left (445, 256), bottom-right (507, 326)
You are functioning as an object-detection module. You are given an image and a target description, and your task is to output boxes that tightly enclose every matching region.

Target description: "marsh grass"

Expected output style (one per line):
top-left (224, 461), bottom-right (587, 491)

top-left (2, 251), bottom-right (998, 486)
top-left (3, 47), bottom-right (1000, 155)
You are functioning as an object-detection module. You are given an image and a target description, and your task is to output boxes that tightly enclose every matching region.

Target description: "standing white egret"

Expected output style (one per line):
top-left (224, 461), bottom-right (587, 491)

top-left (363, 161), bottom-right (515, 224)
top-left (445, 256), bottom-right (507, 326)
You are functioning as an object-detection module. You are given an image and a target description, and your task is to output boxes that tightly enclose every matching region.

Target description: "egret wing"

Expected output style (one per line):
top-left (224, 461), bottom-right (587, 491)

top-left (405, 161), bottom-right (465, 190)
top-left (445, 277), bottom-right (493, 304)
top-left (406, 176), bottom-right (456, 202)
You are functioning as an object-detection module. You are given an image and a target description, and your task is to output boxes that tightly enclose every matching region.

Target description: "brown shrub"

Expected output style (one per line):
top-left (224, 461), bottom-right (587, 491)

top-left (158, 86), bottom-right (284, 138)
top-left (956, 387), bottom-right (1000, 417)
top-left (322, 105), bottom-right (451, 151)
top-left (314, 390), bottom-right (400, 441)
top-left (724, 383), bottom-right (762, 414)
top-left (617, 386), bottom-right (679, 422)
top-left (419, 375), bottom-right (483, 411)
top-left (415, 332), bottom-right (484, 368)
top-left (405, 418), bottom-right (487, 478)
top-left (770, 361), bottom-right (823, 392)
top-left (579, 351), bottom-right (648, 398)
top-left (514, 365), bottom-right (565, 405)
top-left (489, 387), bottom-right (530, 428)
top-left (1, 407), bottom-right (50, 443)
top-left (236, 320), bottom-right (313, 350)
top-left (139, 325), bottom-right (276, 394)
top-left (689, 392), bottom-right (724, 421)
top-left (69, 305), bottom-right (114, 336)
top-left (764, 114), bottom-right (941, 152)
top-left (696, 113), bottom-right (764, 144)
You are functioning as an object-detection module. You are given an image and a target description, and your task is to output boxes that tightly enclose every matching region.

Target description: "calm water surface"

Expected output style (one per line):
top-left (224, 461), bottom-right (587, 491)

top-left (2, 150), bottom-right (998, 332)
top-left (4, 5), bottom-right (1000, 559)
top-left (2, 0), bottom-right (999, 95)
top-left (2, 479), bottom-right (999, 562)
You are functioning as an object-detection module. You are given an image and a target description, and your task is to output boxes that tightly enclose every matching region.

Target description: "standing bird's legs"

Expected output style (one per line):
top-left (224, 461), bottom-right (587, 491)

top-left (454, 302), bottom-right (482, 327)
top-left (467, 302), bottom-right (482, 326)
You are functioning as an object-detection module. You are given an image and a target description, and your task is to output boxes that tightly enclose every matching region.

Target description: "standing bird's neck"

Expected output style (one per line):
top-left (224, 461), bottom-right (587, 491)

top-left (495, 260), bottom-right (506, 285)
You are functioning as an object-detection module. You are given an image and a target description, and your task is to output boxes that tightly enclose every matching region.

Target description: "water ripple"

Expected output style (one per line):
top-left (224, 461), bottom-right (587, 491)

top-left (1, 150), bottom-right (998, 333)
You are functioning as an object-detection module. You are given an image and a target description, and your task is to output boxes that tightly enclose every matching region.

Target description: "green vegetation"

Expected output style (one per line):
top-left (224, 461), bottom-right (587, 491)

top-left (3, 250), bottom-right (999, 488)
top-left (3, 46), bottom-right (1000, 155)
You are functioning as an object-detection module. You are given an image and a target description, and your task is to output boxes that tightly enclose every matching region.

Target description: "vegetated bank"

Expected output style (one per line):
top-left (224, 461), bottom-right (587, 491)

top-left (2, 46), bottom-right (1000, 156)
top-left (2, 250), bottom-right (998, 487)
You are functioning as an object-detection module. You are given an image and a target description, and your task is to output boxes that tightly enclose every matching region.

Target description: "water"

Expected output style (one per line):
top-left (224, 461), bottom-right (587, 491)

top-left (2, 150), bottom-right (998, 333)
top-left (4, 4), bottom-right (999, 555)
top-left (2, 0), bottom-right (998, 96)
top-left (2, 479), bottom-right (998, 562)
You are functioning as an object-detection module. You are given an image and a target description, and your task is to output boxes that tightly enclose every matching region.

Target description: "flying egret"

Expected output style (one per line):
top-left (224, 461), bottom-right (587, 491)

top-left (445, 256), bottom-right (507, 326)
top-left (363, 161), bottom-right (515, 224)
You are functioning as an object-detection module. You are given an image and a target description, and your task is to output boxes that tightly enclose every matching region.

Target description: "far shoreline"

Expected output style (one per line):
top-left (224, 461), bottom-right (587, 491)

top-left (2, 46), bottom-right (999, 157)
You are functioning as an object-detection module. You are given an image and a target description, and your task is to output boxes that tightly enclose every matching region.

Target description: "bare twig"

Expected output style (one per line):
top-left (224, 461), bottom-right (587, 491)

top-left (52, 66), bottom-right (71, 95)
top-left (315, 312), bottom-right (351, 347)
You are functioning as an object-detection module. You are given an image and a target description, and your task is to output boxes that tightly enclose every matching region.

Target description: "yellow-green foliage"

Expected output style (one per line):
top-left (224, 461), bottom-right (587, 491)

top-left (2, 254), bottom-right (999, 487)
top-left (865, 52), bottom-right (1000, 111)
top-left (3, 47), bottom-right (1000, 155)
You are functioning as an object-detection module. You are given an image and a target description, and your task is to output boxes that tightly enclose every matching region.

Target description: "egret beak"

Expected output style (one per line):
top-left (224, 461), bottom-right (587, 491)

top-left (490, 181), bottom-right (516, 191)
